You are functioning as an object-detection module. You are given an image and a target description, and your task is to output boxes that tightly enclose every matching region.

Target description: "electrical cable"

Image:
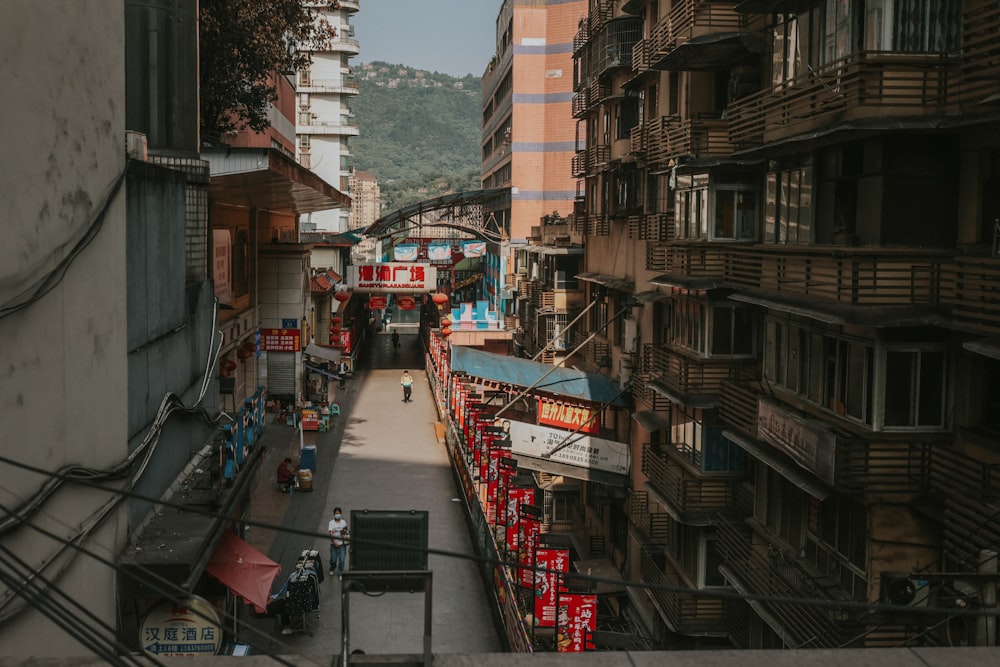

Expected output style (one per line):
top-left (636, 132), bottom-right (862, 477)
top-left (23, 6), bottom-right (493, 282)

top-left (0, 498), bottom-right (312, 667)
top-left (0, 158), bottom-right (129, 320)
top-left (1, 455), bottom-right (997, 622)
top-left (0, 542), bottom-right (153, 666)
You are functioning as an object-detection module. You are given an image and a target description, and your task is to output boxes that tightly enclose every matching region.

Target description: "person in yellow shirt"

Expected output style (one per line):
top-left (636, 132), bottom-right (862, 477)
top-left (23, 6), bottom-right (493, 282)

top-left (400, 370), bottom-right (413, 403)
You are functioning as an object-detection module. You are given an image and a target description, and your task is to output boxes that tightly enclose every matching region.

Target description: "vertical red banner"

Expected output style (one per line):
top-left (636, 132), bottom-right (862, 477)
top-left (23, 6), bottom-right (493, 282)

top-left (505, 487), bottom-right (533, 555)
top-left (518, 505), bottom-right (541, 588)
top-left (534, 548), bottom-right (569, 627)
top-left (557, 594), bottom-right (597, 652)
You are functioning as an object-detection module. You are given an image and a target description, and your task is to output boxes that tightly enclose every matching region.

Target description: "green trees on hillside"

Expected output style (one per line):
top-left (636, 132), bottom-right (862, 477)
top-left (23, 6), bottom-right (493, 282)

top-left (352, 63), bottom-right (483, 213)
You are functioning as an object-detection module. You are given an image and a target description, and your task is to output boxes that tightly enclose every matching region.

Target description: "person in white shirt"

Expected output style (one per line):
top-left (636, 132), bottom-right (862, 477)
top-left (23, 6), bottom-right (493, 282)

top-left (328, 507), bottom-right (349, 578)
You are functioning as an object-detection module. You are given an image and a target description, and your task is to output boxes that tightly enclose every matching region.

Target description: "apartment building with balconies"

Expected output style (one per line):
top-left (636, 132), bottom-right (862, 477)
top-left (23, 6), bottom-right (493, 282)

top-left (572, 0), bottom-right (1000, 651)
top-left (297, 0), bottom-right (361, 233)
top-left (482, 0), bottom-right (588, 339)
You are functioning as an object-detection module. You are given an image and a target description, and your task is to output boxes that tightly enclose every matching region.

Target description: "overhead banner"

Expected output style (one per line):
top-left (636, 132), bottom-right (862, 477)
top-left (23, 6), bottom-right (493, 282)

top-left (427, 242), bottom-right (452, 261)
top-left (348, 263), bottom-right (437, 293)
top-left (537, 398), bottom-right (601, 434)
top-left (393, 244), bottom-right (419, 261)
top-left (461, 241), bottom-right (486, 257)
top-left (507, 420), bottom-right (628, 476)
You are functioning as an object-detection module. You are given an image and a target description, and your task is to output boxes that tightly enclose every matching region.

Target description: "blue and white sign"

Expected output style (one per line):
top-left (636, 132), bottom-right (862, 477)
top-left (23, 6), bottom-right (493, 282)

top-left (281, 318), bottom-right (298, 328)
top-left (140, 596), bottom-right (222, 658)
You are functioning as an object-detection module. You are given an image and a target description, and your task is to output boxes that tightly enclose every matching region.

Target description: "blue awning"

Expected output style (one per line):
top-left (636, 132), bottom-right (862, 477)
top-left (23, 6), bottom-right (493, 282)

top-left (450, 346), bottom-right (626, 407)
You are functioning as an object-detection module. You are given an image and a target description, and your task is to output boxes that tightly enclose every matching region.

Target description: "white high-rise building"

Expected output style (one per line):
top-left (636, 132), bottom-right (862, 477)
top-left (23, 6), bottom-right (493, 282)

top-left (298, 0), bottom-right (360, 232)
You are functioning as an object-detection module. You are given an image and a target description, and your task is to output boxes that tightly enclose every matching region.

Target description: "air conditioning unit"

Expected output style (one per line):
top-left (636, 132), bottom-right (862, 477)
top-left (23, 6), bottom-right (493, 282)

top-left (125, 130), bottom-right (147, 161)
top-left (881, 573), bottom-right (930, 607)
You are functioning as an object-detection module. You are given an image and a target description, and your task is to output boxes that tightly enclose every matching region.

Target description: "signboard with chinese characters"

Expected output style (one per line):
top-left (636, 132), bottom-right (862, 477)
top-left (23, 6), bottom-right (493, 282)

top-left (537, 398), bottom-right (601, 434)
top-left (368, 295), bottom-right (387, 310)
top-left (347, 263), bottom-right (437, 293)
top-left (212, 230), bottom-right (231, 305)
top-left (507, 421), bottom-right (628, 476)
top-left (534, 548), bottom-right (569, 627)
top-left (260, 328), bottom-right (301, 352)
top-left (557, 594), bottom-right (597, 652)
top-left (140, 596), bottom-right (222, 657)
top-left (757, 398), bottom-right (836, 485)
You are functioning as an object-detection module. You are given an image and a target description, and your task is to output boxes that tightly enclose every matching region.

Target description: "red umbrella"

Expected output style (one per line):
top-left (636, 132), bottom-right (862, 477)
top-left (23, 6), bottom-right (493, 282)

top-left (205, 531), bottom-right (281, 613)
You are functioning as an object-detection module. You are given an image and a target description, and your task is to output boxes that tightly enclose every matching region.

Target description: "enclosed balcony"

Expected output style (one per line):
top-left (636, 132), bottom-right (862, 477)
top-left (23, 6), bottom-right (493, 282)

top-left (628, 490), bottom-right (670, 544)
top-left (640, 546), bottom-right (728, 637)
top-left (642, 445), bottom-right (741, 522)
top-left (642, 344), bottom-right (749, 399)
top-left (728, 53), bottom-right (960, 150)
top-left (647, 115), bottom-right (734, 165)
top-left (941, 256), bottom-right (1000, 336)
top-left (649, 0), bottom-right (758, 71)
top-left (716, 515), bottom-right (863, 648)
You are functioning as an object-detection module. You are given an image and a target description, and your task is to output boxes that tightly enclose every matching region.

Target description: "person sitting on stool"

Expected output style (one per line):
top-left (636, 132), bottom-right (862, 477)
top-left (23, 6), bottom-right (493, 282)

top-left (276, 457), bottom-right (297, 493)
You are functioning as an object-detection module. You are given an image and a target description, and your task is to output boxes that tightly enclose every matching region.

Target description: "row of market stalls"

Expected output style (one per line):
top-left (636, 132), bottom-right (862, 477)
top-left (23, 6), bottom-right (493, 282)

top-left (425, 332), bottom-right (637, 652)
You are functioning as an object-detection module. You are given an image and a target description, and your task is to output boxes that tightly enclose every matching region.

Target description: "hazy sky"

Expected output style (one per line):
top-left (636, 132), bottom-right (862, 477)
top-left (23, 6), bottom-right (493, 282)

top-left (352, 0), bottom-right (501, 78)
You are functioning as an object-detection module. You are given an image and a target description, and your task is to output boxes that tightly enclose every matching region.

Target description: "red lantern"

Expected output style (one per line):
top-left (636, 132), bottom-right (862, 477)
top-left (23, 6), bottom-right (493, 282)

top-left (237, 346), bottom-right (252, 360)
top-left (330, 324), bottom-right (341, 334)
top-left (220, 359), bottom-right (238, 375)
top-left (431, 292), bottom-right (448, 305)
top-left (331, 316), bottom-right (342, 324)
top-left (440, 326), bottom-right (452, 337)
top-left (440, 317), bottom-right (452, 328)
top-left (334, 291), bottom-right (351, 303)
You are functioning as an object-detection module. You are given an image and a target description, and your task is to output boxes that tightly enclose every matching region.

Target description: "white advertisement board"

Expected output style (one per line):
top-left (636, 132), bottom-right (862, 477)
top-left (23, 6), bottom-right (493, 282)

top-left (505, 420), bottom-right (628, 475)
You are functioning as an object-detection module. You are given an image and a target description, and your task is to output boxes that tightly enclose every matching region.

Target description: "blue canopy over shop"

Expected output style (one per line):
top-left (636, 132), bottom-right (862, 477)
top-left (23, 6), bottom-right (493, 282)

top-left (450, 345), bottom-right (626, 407)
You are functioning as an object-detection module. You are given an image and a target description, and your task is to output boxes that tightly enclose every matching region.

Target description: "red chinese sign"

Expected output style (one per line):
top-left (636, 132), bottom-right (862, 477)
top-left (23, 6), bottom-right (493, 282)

top-left (349, 263), bottom-right (436, 293)
top-left (260, 328), bottom-right (301, 352)
top-left (397, 296), bottom-right (416, 310)
top-left (537, 398), bottom-right (600, 434)
top-left (518, 507), bottom-right (540, 588)
top-left (534, 548), bottom-right (569, 627)
top-left (368, 295), bottom-right (387, 310)
top-left (557, 594), bottom-right (597, 652)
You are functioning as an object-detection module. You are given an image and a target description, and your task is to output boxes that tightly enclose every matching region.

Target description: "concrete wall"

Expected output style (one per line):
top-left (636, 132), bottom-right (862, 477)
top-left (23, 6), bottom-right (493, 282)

top-left (0, 0), bottom-right (127, 656)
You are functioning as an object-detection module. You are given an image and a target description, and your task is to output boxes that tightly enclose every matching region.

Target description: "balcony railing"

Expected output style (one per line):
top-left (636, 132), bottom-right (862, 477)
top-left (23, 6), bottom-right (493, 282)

top-left (640, 546), bottom-right (728, 637)
top-left (725, 245), bottom-right (946, 306)
top-left (629, 121), bottom-right (648, 156)
top-left (572, 88), bottom-right (590, 118)
top-left (587, 214), bottom-right (610, 237)
top-left (648, 0), bottom-right (745, 64)
top-left (300, 77), bottom-right (360, 94)
top-left (961, 2), bottom-right (1000, 106)
top-left (632, 374), bottom-right (673, 412)
top-left (665, 243), bottom-right (728, 277)
top-left (646, 242), bottom-right (669, 272)
top-left (718, 380), bottom-right (759, 439)
top-left (588, 0), bottom-right (614, 34)
top-left (941, 257), bottom-right (1000, 335)
top-left (642, 445), bottom-right (740, 516)
top-left (642, 344), bottom-right (748, 396)
top-left (727, 53), bottom-right (959, 150)
top-left (647, 115), bottom-right (735, 164)
top-left (628, 490), bottom-right (671, 543)
top-left (716, 515), bottom-right (861, 648)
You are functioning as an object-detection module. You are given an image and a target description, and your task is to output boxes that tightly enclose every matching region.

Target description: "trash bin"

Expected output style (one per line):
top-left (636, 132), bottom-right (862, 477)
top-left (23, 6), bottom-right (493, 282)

top-left (297, 469), bottom-right (313, 492)
top-left (300, 445), bottom-right (316, 473)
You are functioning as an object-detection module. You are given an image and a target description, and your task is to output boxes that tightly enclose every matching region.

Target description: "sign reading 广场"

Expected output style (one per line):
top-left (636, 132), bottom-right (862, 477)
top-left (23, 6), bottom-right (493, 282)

top-left (347, 263), bottom-right (437, 294)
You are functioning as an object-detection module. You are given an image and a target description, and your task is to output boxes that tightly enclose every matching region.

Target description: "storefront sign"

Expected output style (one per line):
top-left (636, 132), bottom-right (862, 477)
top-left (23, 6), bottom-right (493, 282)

top-left (141, 596), bottom-right (222, 657)
top-left (534, 548), bottom-right (569, 627)
top-left (757, 398), bottom-right (836, 485)
top-left (507, 421), bottom-right (628, 476)
top-left (348, 263), bottom-right (437, 293)
top-left (212, 230), bottom-right (231, 305)
top-left (397, 296), bottom-right (416, 310)
top-left (557, 594), bottom-right (597, 652)
top-left (260, 328), bottom-right (301, 352)
top-left (368, 295), bottom-right (387, 310)
top-left (537, 399), bottom-right (600, 434)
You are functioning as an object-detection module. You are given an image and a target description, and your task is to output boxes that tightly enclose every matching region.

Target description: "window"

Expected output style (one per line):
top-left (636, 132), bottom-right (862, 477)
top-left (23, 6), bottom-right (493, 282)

top-left (710, 304), bottom-right (754, 356)
top-left (713, 187), bottom-right (757, 240)
top-left (668, 297), bottom-right (706, 354)
top-left (882, 347), bottom-right (946, 428)
top-left (863, 0), bottom-right (961, 53)
top-left (674, 175), bottom-right (709, 240)
top-left (668, 404), bottom-right (744, 473)
top-left (552, 490), bottom-right (577, 523)
top-left (772, 14), bottom-right (802, 88)
top-left (755, 467), bottom-right (807, 549)
top-left (804, 495), bottom-right (868, 601)
top-left (764, 165), bottom-right (813, 244)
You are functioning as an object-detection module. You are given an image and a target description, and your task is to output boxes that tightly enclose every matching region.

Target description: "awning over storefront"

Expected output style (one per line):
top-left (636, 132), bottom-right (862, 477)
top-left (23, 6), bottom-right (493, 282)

top-left (723, 429), bottom-right (831, 500)
top-left (575, 273), bottom-right (634, 293)
top-left (450, 345), bottom-right (626, 407)
top-left (632, 410), bottom-right (671, 432)
top-left (513, 453), bottom-right (627, 487)
top-left (304, 342), bottom-right (341, 362)
top-left (729, 291), bottom-right (947, 327)
top-left (204, 148), bottom-right (350, 214)
top-left (964, 337), bottom-right (1000, 361)
top-left (205, 531), bottom-right (281, 613)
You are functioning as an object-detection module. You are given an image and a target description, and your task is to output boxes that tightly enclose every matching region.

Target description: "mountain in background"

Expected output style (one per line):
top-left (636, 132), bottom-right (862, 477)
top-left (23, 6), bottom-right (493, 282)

top-left (352, 61), bottom-right (483, 214)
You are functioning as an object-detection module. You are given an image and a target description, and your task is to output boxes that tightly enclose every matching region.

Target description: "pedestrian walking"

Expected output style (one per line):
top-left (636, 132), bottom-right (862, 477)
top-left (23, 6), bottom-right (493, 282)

top-left (400, 370), bottom-right (413, 402)
top-left (337, 359), bottom-right (349, 389)
top-left (391, 329), bottom-right (400, 350)
top-left (328, 507), bottom-right (349, 579)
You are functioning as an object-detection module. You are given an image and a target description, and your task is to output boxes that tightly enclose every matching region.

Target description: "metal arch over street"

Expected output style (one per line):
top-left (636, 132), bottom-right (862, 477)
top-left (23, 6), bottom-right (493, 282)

top-left (362, 187), bottom-right (510, 242)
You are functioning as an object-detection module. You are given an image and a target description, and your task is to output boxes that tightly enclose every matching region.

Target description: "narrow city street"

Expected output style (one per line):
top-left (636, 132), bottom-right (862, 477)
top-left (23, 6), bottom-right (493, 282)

top-left (241, 328), bottom-right (503, 660)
